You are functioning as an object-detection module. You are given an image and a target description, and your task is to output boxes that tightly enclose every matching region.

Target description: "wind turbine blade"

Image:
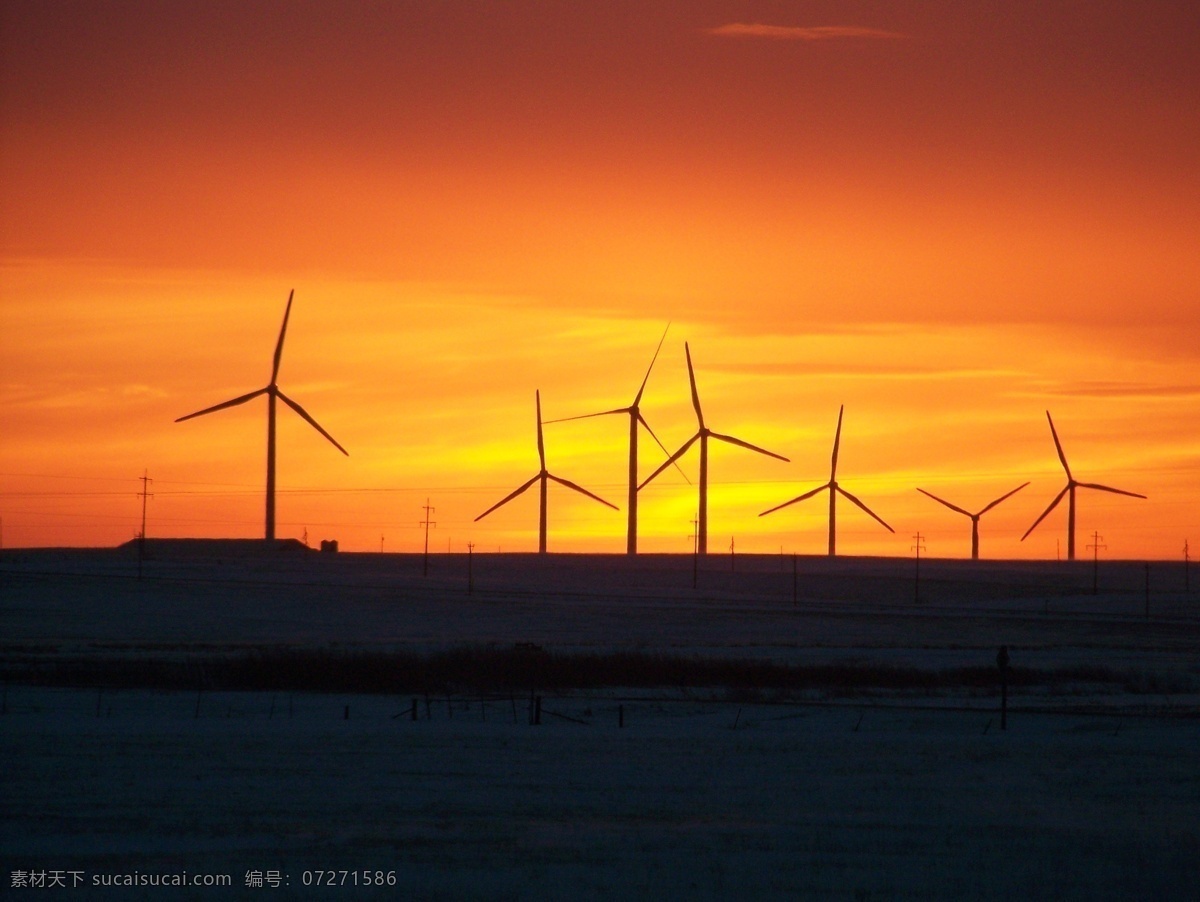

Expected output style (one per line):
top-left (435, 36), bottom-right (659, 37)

top-left (276, 390), bottom-right (349, 455)
top-left (1021, 484), bottom-right (1069, 541)
top-left (684, 342), bottom-right (705, 429)
top-left (547, 474), bottom-right (619, 510)
top-left (474, 475), bottom-right (540, 521)
top-left (270, 289), bottom-right (294, 384)
top-left (837, 486), bottom-right (894, 533)
top-left (916, 488), bottom-right (971, 518)
top-left (708, 430), bottom-right (790, 462)
top-left (760, 484), bottom-right (828, 516)
top-left (632, 322), bottom-right (670, 406)
top-left (637, 413), bottom-right (691, 485)
top-left (1076, 482), bottom-right (1147, 500)
top-left (638, 432), bottom-right (699, 490)
top-left (535, 391), bottom-right (545, 471)
top-left (976, 481), bottom-right (1031, 516)
top-left (175, 387), bottom-right (268, 422)
top-left (830, 405), bottom-right (844, 481)
top-left (1045, 411), bottom-right (1072, 480)
top-left (544, 407), bottom-right (629, 424)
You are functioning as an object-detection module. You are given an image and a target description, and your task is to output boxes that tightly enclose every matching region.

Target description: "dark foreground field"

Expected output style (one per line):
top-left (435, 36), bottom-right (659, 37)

top-left (2, 547), bottom-right (1198, 898)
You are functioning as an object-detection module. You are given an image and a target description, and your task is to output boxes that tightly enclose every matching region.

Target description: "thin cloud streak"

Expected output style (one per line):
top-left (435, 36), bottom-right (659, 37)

top-left (706, 24), bottom-right (909, 42)
top-left (706, 363), bottom-right (1020, 381)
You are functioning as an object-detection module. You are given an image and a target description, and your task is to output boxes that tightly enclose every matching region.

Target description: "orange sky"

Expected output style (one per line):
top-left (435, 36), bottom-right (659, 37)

top-left (2, 2), bottom-right (1198, 558)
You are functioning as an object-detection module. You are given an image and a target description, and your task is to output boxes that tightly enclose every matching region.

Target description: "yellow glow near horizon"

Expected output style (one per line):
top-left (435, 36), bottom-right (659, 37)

top-left (2, 259), bottom-right (1196, 559)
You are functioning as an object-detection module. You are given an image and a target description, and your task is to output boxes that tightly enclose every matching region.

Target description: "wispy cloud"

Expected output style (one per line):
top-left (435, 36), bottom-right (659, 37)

top-left (1050, 380), bottom-right (1200, 400)
top-left (706, 23), bottom-right (908, 42)
top-left (707, 362), bottom-right (1018, 381)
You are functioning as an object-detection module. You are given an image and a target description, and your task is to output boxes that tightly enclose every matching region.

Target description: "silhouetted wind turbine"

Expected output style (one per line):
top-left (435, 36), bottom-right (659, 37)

top-left (916, 483), bottom-right (1029, 560)
top-left (475, 391), bottom-right (618, 553)
top-left (760, 405), bottom-right (892, 556)
top-left (1021, 411), bottom-right (1145, 560)
top-left (545, 325), bottom-right (685, 555)
top-left (175, 290), bottom-right (348, 541)
top-left (639, 343), bottom-right (788, 555)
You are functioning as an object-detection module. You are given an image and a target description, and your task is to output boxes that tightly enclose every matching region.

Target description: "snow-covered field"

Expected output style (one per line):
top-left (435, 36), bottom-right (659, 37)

top-left (3, 547), bottom-right (1198, 898)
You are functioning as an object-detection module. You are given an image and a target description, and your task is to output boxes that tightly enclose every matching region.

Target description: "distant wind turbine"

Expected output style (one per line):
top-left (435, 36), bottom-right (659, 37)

top-left (475, 391), bottom-right (618, 553)
top-left (916, 483), bottom-right (1029, 560)
top-left (175, 290), bottom-right (348, 542)
top-left (545, 325), bottom-right (684, 555)
top-left (1021, 411), bottom-right (1145, 560)
top-left (760, 405), bottom-right (893, 556)
top-left (639, 342), bottom-right (788, 555)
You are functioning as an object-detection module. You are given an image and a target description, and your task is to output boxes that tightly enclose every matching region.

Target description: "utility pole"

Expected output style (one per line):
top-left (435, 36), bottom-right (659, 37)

top-left (467, 542), bottom-right (475, 595)
top-left (911, 532), bottom-right (926, 603)
top-left (1086, 532), bottom-right (1105, 596)
top-left (380, 535), bottom-right (384, 553)
top-left (136, 469), bottom-right (153, 580)
top-left (420, 498), bottom-right (436, 577)
top-left (729, 536), bottom-right (735, 572)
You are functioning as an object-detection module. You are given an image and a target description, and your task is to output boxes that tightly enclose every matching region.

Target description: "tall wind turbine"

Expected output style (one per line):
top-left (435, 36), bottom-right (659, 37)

top-left (916, 483), bottom-right (1029, 560)
top-left (639, 343), bottom-right (788, 555)
top-left (175, 290), bottom-right (348, 541)
top-left (760, 405), bottom-right (892, 556)
top-left (545, 325), bottom-right (683, 555)
top-left (1021, 411), bottom-right (1145, 560)
top-left (475, 391), bottom-right (618, 553)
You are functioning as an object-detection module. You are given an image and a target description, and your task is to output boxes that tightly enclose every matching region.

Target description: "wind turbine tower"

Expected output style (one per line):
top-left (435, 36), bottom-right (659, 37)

top-left (760, 405), bottom-right (893, 556)
top-left (175, 290), bottom-right (349, 541)
top-left (545, 325), bottom-right (681, 554)
top-left (639, 343), bottom-right (788, 555)
top-left (475, 391), bottom-right (618, 553)
top-left (916, 483), bottom-right (1029, 560)
top-left (1021, 410), bottom-right (1145, 560)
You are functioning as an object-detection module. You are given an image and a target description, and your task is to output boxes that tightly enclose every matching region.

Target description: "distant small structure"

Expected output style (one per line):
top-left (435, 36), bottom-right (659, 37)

top-left (320, 539), bottom-right (339, 553)
top-left (119, 538), bottom-right (310, 558)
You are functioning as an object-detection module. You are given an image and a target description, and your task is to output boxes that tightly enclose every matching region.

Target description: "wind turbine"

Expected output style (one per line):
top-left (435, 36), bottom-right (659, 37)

top-left (916, 482), bottom-right (1029, 560)
top-left (1021, 410), bottom-right (1145, 560)
top-left (760, 405), bottom-right (892, 556)
top-left (639, 342), bottom-right (788, 555)
top-left (175, 290), bottom-right (348, 542)
top-left (545, 325), bottom-right (684, 555)
top-left (475, 391), bottom-right (618, 553)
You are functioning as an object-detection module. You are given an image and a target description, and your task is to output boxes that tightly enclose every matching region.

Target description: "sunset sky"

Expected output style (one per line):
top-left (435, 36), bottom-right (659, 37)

top-left (2, 1), bottom-right (1197, 558)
